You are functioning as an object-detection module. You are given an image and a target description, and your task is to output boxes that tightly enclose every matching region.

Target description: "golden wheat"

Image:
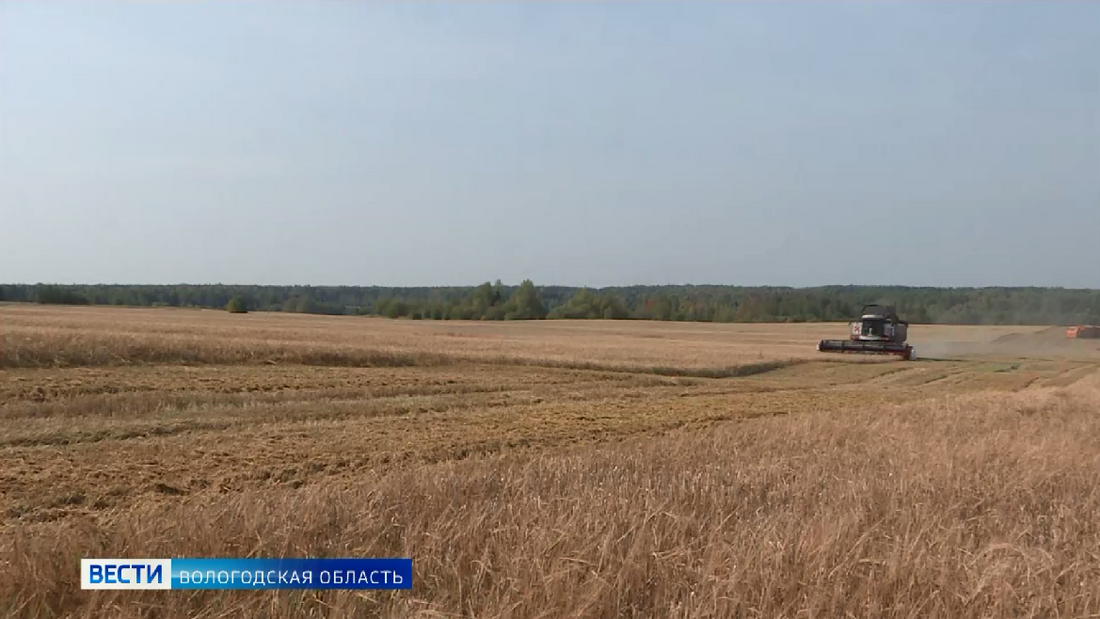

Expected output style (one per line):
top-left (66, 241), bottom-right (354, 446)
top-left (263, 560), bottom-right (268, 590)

top-left (2, 304), bottom-right (1098, 618)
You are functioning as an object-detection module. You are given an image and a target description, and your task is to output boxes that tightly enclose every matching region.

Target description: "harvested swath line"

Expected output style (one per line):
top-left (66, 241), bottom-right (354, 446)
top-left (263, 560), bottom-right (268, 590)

top-left (474, 356), bottom-right (814, 378)
top-left (1, 420), bottom-right (237, 448)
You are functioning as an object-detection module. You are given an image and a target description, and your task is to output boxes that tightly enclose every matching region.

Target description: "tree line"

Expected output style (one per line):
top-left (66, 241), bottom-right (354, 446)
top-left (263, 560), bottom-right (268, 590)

top-left (3, 283), bottom-right (1099, 325)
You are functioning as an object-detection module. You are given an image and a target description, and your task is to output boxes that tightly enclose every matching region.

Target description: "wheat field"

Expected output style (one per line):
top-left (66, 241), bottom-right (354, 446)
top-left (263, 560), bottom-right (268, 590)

top-left (3, 304), bottom-right (1100, 618)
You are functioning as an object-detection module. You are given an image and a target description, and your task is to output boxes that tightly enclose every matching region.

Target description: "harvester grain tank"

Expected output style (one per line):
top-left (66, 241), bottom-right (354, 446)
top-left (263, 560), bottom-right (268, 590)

top-left (818, 304), bottom-right (916, 360)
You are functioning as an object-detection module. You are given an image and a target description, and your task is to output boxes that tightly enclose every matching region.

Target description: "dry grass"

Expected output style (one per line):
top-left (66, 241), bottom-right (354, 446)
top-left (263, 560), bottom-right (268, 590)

top-left (2, 304), bottom-right (1100, 618)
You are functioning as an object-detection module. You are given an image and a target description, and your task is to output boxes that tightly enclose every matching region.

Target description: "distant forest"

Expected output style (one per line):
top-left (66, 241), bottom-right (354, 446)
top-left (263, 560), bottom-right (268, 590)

top-left (4, 282), bottom-right (1100, 326)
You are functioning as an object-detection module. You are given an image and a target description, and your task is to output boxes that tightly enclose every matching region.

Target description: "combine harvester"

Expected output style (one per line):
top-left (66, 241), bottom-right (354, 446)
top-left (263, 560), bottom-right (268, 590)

top-left (818, 304), bottom-right (917, 361)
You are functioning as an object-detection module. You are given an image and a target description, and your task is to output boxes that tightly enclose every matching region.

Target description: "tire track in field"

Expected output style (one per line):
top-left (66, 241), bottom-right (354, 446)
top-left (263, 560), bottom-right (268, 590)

top-left (1037, 363), bottom-right (1100, 388)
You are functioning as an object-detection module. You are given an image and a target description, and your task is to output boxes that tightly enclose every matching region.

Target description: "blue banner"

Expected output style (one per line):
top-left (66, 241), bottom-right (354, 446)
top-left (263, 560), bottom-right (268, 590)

top-left (161, 558), bottom-right (411, 590)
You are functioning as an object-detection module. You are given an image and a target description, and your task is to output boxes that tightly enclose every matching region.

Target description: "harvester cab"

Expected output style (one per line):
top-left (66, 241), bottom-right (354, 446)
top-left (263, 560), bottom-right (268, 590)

top-left (818, 305), bottom-right (916, 360)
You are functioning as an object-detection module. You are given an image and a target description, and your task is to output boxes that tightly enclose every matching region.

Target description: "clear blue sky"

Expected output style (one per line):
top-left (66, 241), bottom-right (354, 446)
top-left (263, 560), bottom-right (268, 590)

top-left (1, 2), bottom-right (1097, 288)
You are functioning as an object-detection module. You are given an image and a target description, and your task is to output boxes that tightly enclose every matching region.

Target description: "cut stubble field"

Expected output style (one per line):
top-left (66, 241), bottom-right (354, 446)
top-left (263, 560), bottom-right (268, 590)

top-left (2, 304), bottom-right (1100, 618)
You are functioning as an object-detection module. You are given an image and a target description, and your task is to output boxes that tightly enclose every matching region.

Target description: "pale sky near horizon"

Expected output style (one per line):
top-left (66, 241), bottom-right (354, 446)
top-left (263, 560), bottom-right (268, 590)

top-left (1, 2), bottom-right (1097, 288)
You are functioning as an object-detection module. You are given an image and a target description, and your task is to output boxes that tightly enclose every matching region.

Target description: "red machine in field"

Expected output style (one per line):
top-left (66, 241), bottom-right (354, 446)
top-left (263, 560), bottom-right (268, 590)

top-left (1066, 325), bottom-right (1100, 339)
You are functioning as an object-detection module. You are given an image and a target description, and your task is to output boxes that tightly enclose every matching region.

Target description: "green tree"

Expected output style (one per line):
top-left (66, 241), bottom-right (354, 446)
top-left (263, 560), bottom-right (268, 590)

top-left (226, 296), bottom-right (249, 313)
top-left (505, 279), bottom-right (547, 319)
top-left (35, 285), bottom-right (88, 305)
top-left (3, 282), bottom-right (1097, 326)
